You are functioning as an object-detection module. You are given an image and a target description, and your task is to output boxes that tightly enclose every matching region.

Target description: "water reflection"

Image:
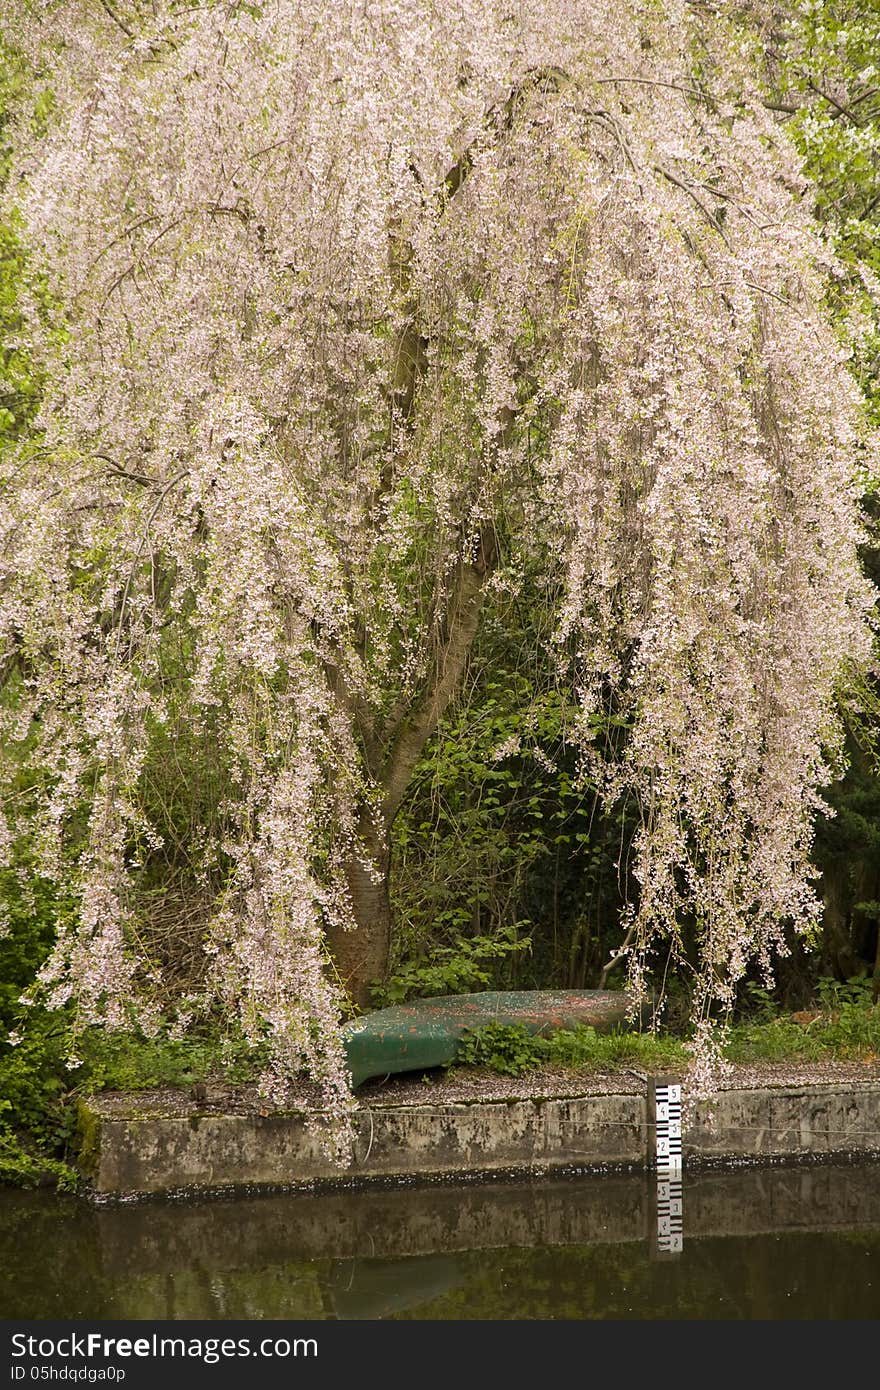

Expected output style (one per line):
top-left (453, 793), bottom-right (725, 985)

top-left (1, 1163), bottom-right (879, 1320)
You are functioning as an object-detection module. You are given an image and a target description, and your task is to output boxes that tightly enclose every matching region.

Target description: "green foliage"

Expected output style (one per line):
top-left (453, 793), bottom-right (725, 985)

top-left (0, 849), bottom-right (267, 1188)
top-left (0, 1010), bottom-right (80, 1189)
top-left (73, 1027), bottom-right (266, 1094)
top-left (542, 1026), bottom-right (687, 1072)
top-left (0, 867), bottom-right (67, 1030)
top-left (0, 40), bottom-right (51, 446)
top-left (739, 982), bottom-right (782, 1025)
top-left (748, 1), bottom-right (880, 424)
top-left (454, 1021), bottom-right (546, 1076)
top-left (0, 859), bottom-right (82, 1186)
top-left (452, 977), bottom-right (880, 1080)
top-left (772, 2), bottom-right (880, 262)
top-left (0, 1005), bottom-right (267, 1189)
top-left (370, 923), bottom-right (532, 1007)
top-left (726, 1012), bottom-right (826, 1064)
top-left (815, 974), bottom-right (880, 1051)
top-left (811, 735), bottom-right (880, 985)
top-left (727, 975), bottom-right (880, 1063)
top-left (452, 1021), bottom-right (687, 1077)
top-left (390, 565), bottom-right (637, 999)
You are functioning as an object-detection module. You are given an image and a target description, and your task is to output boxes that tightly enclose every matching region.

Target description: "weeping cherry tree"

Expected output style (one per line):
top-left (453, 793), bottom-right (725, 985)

top-left (0, 0), bottom-right (876, 1154)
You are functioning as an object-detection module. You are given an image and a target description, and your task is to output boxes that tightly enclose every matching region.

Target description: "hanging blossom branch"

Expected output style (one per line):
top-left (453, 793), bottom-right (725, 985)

top-left (0, 0), bottom-right (876, 1152)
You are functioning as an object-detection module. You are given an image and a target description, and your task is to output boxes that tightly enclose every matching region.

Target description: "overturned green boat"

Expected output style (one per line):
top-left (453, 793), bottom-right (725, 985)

top-left (341, 989), bottom-right (633, 1088)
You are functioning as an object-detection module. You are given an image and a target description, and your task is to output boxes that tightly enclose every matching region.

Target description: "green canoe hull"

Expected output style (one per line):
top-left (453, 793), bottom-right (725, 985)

top-left (341, 989), bottom-right (633, 1088)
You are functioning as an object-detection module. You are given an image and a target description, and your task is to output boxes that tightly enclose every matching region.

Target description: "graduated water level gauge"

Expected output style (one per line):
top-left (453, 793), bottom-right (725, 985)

top-left (655, 1081), bottom-right (684, 1255)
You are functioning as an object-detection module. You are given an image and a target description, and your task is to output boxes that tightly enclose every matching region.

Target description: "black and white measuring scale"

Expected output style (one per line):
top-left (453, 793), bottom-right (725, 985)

top-left (655, 1081), bottom-right (684, 1254)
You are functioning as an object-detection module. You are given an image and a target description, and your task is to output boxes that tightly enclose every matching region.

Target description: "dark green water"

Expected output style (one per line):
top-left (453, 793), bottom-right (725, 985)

top-left (2, 1163), bottom-right (879, 1320)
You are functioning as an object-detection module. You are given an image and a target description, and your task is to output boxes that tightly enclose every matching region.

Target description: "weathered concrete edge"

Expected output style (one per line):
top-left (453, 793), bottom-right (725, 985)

top-left (79, 1081), bottom-right (880, 1198)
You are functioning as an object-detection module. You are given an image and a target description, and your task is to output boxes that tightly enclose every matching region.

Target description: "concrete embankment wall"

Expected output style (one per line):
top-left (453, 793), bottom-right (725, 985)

top-left (80, 1079), bottom-right (880, 1197)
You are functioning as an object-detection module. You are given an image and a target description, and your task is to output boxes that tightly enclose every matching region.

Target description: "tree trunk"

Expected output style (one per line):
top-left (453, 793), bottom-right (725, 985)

top-left (324, 814), bottom-right (393, 1011)
top-left (320, 125), bottom-right (510, 1010)
top-left (325, 522), bottom-right (500, 1010)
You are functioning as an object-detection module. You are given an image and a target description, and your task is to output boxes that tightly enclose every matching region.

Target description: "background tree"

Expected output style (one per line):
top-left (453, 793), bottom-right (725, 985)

top-left (0, 0), bottom-right (875, 1142)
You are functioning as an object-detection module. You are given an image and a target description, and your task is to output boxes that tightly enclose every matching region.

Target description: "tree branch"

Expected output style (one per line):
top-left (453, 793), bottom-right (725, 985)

top-left (99, 1), bottom-right (134, 38)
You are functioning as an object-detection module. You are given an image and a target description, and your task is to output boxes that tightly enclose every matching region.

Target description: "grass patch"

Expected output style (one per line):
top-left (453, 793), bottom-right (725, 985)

top-left (726, 978), bottom-right (880, 1064)
top-left (451, 1021), bottom-right (688, 1077)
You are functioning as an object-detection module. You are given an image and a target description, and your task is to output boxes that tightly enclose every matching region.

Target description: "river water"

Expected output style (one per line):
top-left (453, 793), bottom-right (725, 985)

top-left (1, 1162), bottom-right (879, 1319)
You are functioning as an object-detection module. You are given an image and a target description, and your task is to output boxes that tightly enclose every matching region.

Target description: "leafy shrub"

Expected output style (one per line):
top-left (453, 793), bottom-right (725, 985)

top-left (739, 983), bottom-right (781, 1025)
top-left (454, 1022), bottom-right (547, 1076)
top-left (0, 1010), bottom-right (80, 1188)
top-left (370, 924), bottom-right (532, 1007)
top-left (0, 858), bottom-right (82, 1187)
top-left (725, 1015), bottom-right (825, 1064)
